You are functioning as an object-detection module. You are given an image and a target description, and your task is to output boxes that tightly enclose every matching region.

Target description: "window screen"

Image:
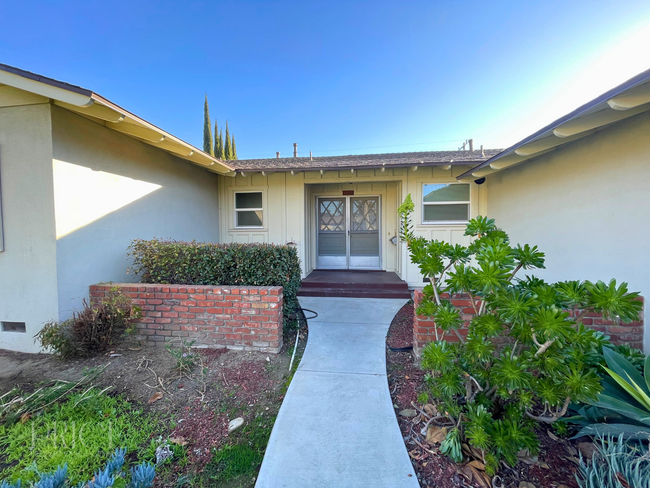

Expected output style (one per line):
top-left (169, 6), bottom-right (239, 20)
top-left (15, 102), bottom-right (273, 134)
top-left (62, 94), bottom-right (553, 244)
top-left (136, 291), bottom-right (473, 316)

top-left (235, 192), bottom-right (263, 227)
top-left (422, 183), bottom-right (470, 223)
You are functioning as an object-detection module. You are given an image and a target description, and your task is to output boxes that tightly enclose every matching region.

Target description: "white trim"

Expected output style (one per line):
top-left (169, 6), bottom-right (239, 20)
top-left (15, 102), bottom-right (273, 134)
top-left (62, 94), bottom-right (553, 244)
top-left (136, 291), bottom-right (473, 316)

top-left (421, 182), bottom-right (470, 225)
top-left (234, 190), bottom-right (264, 229)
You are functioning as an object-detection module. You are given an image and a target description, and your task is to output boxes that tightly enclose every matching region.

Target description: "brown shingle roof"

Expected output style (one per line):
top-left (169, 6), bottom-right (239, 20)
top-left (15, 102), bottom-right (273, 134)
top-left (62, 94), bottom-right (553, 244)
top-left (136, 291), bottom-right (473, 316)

top-left (231, 149), bottom-right (503, 172)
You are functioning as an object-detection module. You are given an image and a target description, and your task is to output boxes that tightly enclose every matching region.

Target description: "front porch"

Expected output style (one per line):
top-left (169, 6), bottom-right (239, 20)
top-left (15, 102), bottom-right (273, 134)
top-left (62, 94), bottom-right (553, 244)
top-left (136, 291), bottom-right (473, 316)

top-left (297, 270), bottom-right (411, 299)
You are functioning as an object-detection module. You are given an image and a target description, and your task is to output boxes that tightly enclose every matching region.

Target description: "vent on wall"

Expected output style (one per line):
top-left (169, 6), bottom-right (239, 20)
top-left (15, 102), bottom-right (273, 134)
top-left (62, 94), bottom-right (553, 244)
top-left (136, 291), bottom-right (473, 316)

top-left (1, 322), bottom-right (26, 333)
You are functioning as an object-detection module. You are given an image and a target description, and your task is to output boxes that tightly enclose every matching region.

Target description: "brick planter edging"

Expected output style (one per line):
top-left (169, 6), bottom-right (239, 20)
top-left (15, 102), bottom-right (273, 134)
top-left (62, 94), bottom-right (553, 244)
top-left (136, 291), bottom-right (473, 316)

top-left (413, 289), bottom-right (644, 356)
top-left (90, 283), bottom-right (283, 353)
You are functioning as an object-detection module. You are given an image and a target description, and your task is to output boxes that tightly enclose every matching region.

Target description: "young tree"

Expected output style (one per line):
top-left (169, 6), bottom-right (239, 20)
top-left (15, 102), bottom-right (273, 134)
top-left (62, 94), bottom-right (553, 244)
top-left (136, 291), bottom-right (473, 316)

top-left (224, 121), bottom-right (232, 160)
top-left (203, 95), bottom-right (214, 156)
top-left (232, 133), bottom-right (237, 160)
top-left (213, 119), bottom-right (221, 159)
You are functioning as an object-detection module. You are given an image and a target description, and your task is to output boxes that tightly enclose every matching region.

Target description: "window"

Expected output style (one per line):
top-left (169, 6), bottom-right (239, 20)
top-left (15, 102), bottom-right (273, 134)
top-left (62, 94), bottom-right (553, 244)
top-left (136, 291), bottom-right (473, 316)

top-left (422, 183), bottom-right (470, 224)
top-left (235, 192), bottom-right (263, 228)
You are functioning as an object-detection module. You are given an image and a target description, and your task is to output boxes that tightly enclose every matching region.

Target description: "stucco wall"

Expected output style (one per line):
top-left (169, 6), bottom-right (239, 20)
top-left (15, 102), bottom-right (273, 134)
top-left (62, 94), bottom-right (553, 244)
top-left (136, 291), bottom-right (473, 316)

top-left (219, 166), bottom-right (488, 287)
top-left (0, 103), bottom-right (59, 353)
top-left (52, 106), bottom-right (221, 321)
top-left (486, 111), bottom-right (650, 351)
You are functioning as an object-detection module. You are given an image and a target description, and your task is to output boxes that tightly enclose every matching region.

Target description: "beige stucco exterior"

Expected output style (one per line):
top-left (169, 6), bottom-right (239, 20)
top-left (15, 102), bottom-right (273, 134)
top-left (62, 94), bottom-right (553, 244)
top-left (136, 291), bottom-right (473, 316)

top-left (0, 87), bottom-right (222, 353)
top-left (0, 102), bottom-right (58, 353)
top-left (218, 166), bottom-right (487, 288)
top-left (486, 111), bottom-right (650, 351)
top-left (51, 106), bottom-right (222, 321)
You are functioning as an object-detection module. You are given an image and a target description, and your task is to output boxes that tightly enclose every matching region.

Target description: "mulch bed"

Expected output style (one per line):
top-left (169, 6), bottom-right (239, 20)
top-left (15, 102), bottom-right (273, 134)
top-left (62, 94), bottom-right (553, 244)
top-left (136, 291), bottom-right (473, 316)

top-left (170, 407), bottom-right (229, 468)
top-left (386, 302), bottom-right (581, 488)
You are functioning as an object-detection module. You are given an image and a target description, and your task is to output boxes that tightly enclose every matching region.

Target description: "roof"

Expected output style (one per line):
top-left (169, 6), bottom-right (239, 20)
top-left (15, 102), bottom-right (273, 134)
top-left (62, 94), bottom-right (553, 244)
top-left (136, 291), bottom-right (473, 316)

top-left (0, 63), bottom-right (234, 175)
top-left (458, 67), bottom-right (650, 180)
top-left (232, 149), bottom-right (502, 172)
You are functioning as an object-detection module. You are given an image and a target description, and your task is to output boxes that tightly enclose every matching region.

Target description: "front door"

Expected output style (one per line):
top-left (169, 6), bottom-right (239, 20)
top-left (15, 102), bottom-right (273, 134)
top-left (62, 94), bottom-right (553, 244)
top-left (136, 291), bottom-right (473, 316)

top-left (317, 196), bottom-right (380, 269)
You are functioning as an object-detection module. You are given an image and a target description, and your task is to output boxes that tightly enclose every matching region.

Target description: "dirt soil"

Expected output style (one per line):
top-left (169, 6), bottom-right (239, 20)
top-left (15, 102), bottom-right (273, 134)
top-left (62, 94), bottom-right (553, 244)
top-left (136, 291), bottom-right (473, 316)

top-left (386, 302), bottom-right (580, 488)
top-left (0, 324), bottom-right (309, 487)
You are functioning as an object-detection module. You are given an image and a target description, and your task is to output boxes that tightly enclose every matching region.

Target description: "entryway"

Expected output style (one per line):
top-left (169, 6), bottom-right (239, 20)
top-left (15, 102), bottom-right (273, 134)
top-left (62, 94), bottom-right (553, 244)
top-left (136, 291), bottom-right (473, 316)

top-left (317, 196), bottom-right (381, 269)
top-left (298, 270), bottom-right (411, 299)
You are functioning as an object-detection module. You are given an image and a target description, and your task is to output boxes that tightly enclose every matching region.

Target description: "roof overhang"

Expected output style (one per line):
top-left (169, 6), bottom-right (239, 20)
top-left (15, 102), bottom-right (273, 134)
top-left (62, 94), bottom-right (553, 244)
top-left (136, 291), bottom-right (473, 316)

top-left (0, 64), bottom-right (235, 176)
top-left (232, 160), bottom-right (484, 175)
top-left (458, 67), bottom-right (650, 181)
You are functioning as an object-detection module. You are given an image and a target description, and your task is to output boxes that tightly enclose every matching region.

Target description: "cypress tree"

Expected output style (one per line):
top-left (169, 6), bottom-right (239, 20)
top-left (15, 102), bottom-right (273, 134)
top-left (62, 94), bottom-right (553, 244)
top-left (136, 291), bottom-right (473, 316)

top-left (213, 119), bottom-right (220, 158)
top-left (224, 121), bottom-right (232, 160)
top-left (232, 134), bottom-right (237, 160)
top-left (218, 127), bottom-right (225, 159)
top-left (203, 95), bottom-right (214, 156)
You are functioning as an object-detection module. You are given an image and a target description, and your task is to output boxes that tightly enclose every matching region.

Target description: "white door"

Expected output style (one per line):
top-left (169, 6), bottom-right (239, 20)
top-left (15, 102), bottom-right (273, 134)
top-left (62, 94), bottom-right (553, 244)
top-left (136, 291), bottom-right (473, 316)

top-left (317, 196), bottom-right (380, 269)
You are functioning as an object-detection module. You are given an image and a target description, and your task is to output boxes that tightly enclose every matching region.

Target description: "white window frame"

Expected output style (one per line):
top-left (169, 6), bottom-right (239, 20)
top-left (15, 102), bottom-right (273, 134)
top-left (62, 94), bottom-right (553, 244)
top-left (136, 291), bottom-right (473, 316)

top-left (234, 191), bottom-right (264, 229)
top-left (0, 154), bottom-right (4, 252)
top-left (421, 182), bottom-right (471, 225)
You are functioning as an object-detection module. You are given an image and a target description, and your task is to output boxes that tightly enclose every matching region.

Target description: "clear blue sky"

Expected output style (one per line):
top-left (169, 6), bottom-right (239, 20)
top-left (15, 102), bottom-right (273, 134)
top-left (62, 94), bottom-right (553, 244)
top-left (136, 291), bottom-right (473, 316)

top-left (1, 1), bottom-right (649, 159)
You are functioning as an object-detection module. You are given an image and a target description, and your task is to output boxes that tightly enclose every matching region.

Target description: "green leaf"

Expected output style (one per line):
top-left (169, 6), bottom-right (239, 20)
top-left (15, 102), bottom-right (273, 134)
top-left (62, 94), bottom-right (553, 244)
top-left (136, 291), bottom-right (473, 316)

top-left (572, 423), bottom-right (650, 440)
top-left (603, 348), bottom-right (650, 398)
top-left (592, 393), bottom-right (650, 426)
top-left (603, 367), bottom-right (650, 410)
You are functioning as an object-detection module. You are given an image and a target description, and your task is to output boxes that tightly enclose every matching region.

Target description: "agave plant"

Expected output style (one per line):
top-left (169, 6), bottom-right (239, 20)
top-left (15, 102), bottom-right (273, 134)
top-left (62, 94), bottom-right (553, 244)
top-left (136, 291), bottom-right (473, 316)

top-left (574, 348), bottom-right (650, 439)
top-left (576, 434), bottom-right (650, 488)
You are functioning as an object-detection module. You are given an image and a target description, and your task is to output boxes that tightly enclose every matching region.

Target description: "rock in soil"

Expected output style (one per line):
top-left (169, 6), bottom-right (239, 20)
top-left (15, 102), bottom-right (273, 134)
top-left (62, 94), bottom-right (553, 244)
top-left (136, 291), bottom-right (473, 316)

top-left (228, 417), bottom-right (245, 433)
top-left (399, 408), bottom-right (417, 417)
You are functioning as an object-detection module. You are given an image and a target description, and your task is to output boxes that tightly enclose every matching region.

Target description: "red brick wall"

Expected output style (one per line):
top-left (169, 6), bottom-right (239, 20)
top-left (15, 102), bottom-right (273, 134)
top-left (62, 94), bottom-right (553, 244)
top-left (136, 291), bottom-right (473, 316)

top-left (413, 289), bottom-right (644, 356)
top-left (90, 283), bottom-right (283, 353)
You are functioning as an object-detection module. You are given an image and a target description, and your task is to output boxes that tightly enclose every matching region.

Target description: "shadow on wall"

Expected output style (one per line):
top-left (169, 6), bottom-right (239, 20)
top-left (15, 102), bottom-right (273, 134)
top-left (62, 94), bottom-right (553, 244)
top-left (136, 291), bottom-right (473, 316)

top-left (52, 107), bottom-right (221, 321)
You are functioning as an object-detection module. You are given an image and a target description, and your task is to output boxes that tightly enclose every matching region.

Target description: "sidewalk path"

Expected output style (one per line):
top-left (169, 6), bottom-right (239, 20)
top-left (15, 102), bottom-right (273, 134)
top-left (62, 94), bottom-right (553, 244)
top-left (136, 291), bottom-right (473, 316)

top-left (255, 297), bottom-right (419, 488)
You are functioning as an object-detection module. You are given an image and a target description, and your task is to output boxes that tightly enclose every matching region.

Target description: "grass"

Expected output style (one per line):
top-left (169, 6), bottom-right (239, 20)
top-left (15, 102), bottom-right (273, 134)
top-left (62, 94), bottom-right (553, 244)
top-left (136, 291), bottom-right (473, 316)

top-left (0, 393), bottom-right (162, 485)
top-left (194, 413), bottom-right (276, 487)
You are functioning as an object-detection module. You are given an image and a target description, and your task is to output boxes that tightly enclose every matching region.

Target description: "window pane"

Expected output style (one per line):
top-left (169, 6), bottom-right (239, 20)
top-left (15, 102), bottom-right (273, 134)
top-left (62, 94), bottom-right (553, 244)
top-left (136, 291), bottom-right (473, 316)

top-left (236, 210), bottom-right (263, 227)
top-left (235, 192), bottom-right (263, 209)
top-left (423, 184), bottom-right (469, 202)
top-left (423, 204), bottom-right (469, 222)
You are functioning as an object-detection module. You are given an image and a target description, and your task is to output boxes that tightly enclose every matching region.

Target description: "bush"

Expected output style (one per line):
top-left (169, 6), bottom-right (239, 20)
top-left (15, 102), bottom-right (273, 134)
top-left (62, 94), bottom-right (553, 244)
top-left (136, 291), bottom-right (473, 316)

top-left (398, 197), bottom-right (642, 474)
top-left (127, 239), bottom-right (302, 312)
top-left (35, 288), bottom-right (141, 358)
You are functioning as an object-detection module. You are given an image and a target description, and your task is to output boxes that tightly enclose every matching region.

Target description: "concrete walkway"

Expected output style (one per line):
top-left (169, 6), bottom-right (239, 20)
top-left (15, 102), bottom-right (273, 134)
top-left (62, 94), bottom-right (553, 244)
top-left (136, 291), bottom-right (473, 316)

top-left (256, 297), bottom-right (419, 488)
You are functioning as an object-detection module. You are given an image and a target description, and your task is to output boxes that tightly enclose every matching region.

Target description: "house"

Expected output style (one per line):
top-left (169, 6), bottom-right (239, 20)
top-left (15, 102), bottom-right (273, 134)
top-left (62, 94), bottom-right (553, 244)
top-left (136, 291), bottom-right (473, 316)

top-left (0, 62), bottom-right (648, 353)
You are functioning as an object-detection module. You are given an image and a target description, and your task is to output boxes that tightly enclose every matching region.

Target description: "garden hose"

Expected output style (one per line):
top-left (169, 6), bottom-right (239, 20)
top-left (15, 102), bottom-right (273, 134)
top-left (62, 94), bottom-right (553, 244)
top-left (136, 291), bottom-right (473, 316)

top-left (288, 308), bottom-right (318, 371)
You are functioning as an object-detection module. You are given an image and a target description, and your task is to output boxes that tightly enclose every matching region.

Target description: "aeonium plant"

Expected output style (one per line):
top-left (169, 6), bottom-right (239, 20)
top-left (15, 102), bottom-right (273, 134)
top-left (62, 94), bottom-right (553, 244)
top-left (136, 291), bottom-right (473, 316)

top-left (397, 194), bottom-right (642, 475)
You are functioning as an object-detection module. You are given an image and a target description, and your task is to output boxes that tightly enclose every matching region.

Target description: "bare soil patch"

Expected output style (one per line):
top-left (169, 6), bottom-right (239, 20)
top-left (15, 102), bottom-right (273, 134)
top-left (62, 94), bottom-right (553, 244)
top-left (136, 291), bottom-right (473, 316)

top-left (386, 304), bottom-right (580, 488)
top-left (0, 323), bottom-right (309, 487)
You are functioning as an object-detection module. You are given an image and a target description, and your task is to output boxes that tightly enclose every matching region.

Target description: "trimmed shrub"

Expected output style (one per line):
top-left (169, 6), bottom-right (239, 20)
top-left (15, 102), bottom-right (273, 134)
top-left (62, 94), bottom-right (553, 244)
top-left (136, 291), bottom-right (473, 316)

top-left (127, 239), bottom-right (302, 312)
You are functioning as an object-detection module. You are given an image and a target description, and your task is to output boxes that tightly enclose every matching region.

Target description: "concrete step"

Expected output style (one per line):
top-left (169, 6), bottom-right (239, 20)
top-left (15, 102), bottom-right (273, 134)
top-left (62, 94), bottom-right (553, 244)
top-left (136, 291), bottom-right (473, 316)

top-left (297, 288), bottom-right (412, 299)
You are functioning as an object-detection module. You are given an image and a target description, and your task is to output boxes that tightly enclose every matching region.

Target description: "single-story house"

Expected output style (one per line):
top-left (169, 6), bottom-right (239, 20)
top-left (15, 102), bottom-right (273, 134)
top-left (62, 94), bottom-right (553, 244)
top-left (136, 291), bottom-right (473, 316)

top-left (0, 63), bottom-right (648, 353)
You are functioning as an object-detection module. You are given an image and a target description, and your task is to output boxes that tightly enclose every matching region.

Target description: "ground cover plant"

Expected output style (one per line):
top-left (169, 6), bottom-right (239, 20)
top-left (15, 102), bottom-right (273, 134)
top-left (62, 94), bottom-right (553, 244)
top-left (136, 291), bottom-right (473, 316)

top-left (397, 194), bottom-right (642, 476)
top-left (127, 239), bottom-right (302, 313)
top-left (0, 392), bottom-right (161, 485)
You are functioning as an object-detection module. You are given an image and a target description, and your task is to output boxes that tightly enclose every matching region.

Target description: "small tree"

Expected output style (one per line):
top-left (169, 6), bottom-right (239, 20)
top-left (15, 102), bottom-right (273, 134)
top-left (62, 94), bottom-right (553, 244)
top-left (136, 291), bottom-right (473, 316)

top-left (214, 119), bottom-right (221, 158)
top-left (203, 95), bottom-right (214, 156)
top-left (224, 121), bottom-right (232, 160)
top-left (232, 133), bottom-right (237, 160)
top-left (398, 194), bottom-right (642, 474)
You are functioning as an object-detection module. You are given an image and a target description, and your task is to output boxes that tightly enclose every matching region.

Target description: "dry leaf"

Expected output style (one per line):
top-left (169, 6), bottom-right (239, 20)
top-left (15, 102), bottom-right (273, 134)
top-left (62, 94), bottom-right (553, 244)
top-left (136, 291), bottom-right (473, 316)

top-left (457, 464), bottom-right (474, 482)
top-left (480, 471), bottom-right (492, 488)
top-left (129, 347), bottom-right (143, 351)
top-left (519, 482), bottom-right (536, 488)
top-left (169, 436), bottom-right (188, 446)
top-left (426, 426), bottom-right (447, 444)
top-left (423, 403), bottom-right (438, 416)
top-left (469, 465), bottom-right (489, 488)
top-left (405, 375), bottom-right (410, 379)
top-left (148, 391), bottom-right (163, 404)
top-left (20, 413), bottom-right (31, 423)
top-left (547, 429), bottom-right (559, 441)
top-left (468, 460), bottom-right (486, 471)
top-left (616, 472), bottom-right (630, 488)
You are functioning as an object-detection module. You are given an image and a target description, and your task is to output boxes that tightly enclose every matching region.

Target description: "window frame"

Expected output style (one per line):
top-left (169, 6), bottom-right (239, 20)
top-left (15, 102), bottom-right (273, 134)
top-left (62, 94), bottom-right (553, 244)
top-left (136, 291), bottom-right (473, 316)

top-left (0, 155), bottom-right (4, 252)
top-left (234, 191), bottom-right (264, 229)
top-left (421, 182), bottom-right (471, 225)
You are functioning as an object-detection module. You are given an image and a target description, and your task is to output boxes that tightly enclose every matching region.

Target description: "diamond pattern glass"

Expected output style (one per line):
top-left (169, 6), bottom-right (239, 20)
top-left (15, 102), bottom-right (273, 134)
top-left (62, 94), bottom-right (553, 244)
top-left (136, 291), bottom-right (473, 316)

top-left (351, 199), bottom-right (378, 231)
top-left (319, 199), bottom-right (345, 232)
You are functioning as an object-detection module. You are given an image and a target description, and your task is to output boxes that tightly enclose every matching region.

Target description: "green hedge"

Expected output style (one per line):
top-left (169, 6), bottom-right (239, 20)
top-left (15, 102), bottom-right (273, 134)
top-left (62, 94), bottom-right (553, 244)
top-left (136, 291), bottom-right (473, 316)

top-left (127, 239), bottom-right (302, 312)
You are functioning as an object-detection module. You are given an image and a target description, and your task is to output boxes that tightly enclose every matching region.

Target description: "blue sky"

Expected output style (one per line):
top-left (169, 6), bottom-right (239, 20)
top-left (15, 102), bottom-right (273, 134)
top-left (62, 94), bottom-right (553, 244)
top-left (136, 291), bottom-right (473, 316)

top-left (1, 1), bottom-right (649, 159)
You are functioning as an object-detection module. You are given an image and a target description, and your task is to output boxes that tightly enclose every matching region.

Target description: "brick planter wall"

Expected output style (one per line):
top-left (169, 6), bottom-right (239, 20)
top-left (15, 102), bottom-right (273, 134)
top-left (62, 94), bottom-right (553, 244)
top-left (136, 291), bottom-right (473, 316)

top-left (413, 289), bottom-right (644, 356)
top-left (90, 284), bottom-right (283, 353)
